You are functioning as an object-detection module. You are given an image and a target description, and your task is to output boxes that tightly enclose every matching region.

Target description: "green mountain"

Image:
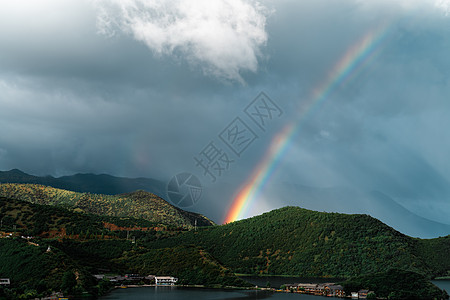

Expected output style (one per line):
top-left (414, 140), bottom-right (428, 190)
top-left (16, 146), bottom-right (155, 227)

top-left (145, 206), bottom-right (450, 278)
top-left (0, 169), bottom-right (166, 198)
top-left (0, 197), bottom-right (246, 299)
top-left (0, 183), bottom-right (214, 227)
top-left (1, 192), bottom-right (449, 299)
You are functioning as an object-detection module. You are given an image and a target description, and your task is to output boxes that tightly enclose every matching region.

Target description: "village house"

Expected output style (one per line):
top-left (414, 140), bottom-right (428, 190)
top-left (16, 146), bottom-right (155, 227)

top-left (358, 289), bottom-right (373, 298)
top-left (144, 275), bottom-right (155, 283)
top-left (285, 282), bottom-right (345, 297)
top-left (124, 274), bottom-right (144, 281)
top-left (95, 274), bottom-right (156, 284)
top-left (297, 283), bottom-right (318, 294)
top-left (325, 284), bottom-right (345, 297)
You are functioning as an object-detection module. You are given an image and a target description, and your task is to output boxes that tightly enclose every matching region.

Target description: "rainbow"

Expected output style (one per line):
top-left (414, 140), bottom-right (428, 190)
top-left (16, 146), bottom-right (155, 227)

top-left (223, 23), bottom-right (391, 224)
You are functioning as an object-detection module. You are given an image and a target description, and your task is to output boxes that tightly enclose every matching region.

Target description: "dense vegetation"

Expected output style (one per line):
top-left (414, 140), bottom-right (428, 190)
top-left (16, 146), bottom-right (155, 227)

top-left (0, 183), bottom-right (214, 227)
top-left (342, 269), bottom-right (448, 299)
top-left (0, 238), bottom-right (98, 299)
top-left (1, 187), bottom-right (449, 299)
top-left (0, 197), bottom-right (184, 238)
top-left (0, 237), bottom-right (248, 299)
top-left (44, 239), bottom-right (248, 287)
top-left (144, 207), bottom-right (450, 278)
top-left (115, 244), bottom-right (252, 287)
top-left (415, 236), bottom-right (450, 278)
top-left (0, 196), bottom-right (245, 299)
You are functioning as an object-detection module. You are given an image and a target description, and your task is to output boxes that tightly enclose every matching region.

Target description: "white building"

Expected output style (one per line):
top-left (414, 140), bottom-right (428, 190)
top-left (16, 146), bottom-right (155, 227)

top-left (155, 276), bottom-right (178, 285)
top-left (0, 278), bottom-right (10, 286)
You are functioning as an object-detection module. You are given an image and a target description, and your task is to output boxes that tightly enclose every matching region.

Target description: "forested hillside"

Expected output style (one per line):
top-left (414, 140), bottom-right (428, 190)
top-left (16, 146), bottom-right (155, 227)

top-left (1, 193), bottom-right (449, 299)
top-left (0, 197), bottom-right (183, 239)
top-left (145, 206), bottom-right (450, 278)
top-left (0, 197), bottom-right (244, 299)
top-left (0, 183), bottom-right (213, 227)
top-left (0, 238), bottom-right (96, 299)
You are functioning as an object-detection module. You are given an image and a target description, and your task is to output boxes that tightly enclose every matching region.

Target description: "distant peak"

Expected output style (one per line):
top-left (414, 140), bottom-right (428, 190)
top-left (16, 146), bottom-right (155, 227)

top-left (7, 169), bottom-right (26, 174)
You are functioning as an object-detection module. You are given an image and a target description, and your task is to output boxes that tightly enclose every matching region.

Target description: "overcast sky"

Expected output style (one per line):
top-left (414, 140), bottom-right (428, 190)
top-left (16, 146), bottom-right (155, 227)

top-left (1, 0), bottom-right (450, 235)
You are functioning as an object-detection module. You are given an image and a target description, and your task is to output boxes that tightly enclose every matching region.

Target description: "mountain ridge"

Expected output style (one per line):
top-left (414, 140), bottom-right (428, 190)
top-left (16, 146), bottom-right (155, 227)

top-left (0, 169), bottom-right (166, 198)
top-left (0, 183), bottom-right (214, 227)
top-left (147, 205), bottom-right (450, 278)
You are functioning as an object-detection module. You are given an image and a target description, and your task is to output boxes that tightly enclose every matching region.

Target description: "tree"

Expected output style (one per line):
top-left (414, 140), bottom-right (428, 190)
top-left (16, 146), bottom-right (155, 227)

top-left (367, 292), bottom-right (377, 299)
top-left (61, 271), bottom-right (77, 295)
top-left (442, 289), bottom-right (449, 300)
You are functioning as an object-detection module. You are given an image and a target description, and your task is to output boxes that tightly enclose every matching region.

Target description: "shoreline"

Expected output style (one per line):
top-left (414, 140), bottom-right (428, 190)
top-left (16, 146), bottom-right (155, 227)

top-left (235, 273), bottom-right (347, 279)
top-left (112, 284), bottom-right (270, 291)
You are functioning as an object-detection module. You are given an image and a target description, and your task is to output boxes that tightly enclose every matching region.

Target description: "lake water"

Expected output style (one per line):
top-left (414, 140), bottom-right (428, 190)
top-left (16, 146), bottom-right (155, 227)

top-left (101, 287), bottom-right (318, 300)
top-left (432, 280), bottom-right (450, 292)
top-left (102, 280), bottom-right (450, 299)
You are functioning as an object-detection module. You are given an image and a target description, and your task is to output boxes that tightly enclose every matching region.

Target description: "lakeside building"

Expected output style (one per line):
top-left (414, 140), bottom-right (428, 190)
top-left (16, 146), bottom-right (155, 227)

top-left (155, 276), bottom-right (178, 285)
top-left (358, 289), bottom-right (370, 298)
top-left (94, 274), bottom-right (155, 284)
top-left (325, 284), bottom-right (345, 297)
top-left (124, 274), bottom-right (144, 281)
top-left (297, 283), bottom-right (318, 294)
top-left (285, 282), bottom-right (345, 297)
top-left (93, 273), bottom-right (177, 286)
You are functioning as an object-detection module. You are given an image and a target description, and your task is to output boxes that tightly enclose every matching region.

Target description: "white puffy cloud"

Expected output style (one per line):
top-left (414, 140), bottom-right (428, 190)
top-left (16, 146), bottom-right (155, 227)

top-left (436, 0), bottom-right (450, 15)
top-left (93, 0), bottom-right (269, 83)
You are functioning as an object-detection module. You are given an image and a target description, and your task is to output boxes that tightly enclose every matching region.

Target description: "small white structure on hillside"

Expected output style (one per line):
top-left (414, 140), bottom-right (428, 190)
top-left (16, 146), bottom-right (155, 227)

top-left (0, 278), bottom-right (10, 286)
top-left (155, 276), bottom-right (177, 285)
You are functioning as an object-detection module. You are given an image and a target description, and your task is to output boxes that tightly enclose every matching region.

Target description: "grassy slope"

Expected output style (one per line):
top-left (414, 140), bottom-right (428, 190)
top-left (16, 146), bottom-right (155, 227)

top-left (0, 183), bottom-right (214, 227)
top-left (145, 206), bottom-right (449, 278)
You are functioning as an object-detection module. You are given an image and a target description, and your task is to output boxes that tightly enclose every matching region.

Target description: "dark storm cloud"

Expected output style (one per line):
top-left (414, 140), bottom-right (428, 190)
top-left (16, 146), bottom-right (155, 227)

top-left (1, 0), bottom-right (450, 232)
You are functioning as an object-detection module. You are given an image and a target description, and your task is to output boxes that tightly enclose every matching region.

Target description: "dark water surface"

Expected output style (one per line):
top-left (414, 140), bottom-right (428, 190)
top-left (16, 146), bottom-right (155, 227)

top-left (432, 280), bottom-right (450, 292)
top-left (101, 286), bottom-right (318, 300)
top-left (101, 280), bottom-right (450, 299)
